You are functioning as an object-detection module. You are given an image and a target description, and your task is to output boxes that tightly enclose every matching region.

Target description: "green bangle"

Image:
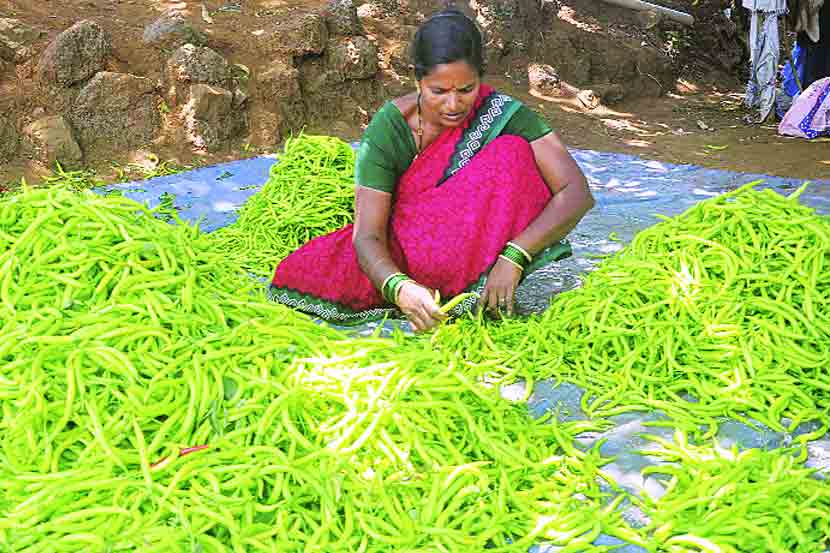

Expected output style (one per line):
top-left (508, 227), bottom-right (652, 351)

top-left (381, 272), bottom-right (402, 294)
top-left (500, 244), bottom-right (529, 270)
top-left (506, 241), bottom-right (532, 263)
top-left (381, 272), bottom-right (411, 304)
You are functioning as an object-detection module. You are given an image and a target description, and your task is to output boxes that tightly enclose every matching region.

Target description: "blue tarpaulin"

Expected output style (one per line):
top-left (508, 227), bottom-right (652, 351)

top-left (99, 147), bottom-right (830, 234)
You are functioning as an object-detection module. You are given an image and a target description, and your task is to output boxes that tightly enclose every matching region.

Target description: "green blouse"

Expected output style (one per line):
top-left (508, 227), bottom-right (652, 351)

top-left (355, 98), bottom-right (553, 193)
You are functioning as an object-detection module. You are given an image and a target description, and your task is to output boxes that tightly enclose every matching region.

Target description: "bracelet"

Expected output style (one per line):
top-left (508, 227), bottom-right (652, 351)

top-left (506, 241), bottom-right (532, 263)
top-left (499, 243), bottom-right (529, 271)
top-left (381, 272), bottom-right (411, 304)
top-left (382, 273), bottom-right (408, 303)
top-left (498, 254), bottom-right (525, 272)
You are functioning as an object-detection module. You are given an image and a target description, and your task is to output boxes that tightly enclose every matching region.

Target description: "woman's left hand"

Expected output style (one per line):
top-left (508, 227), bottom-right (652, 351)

top-left (480, 258), bottom-right (522, 316)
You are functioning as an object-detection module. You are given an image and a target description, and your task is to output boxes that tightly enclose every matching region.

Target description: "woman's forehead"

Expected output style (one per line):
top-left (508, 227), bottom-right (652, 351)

top-left (421, 61), bottom-right (479, 86)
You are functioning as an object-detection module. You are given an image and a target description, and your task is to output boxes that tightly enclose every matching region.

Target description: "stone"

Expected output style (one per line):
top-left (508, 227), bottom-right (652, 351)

top-left (325, 0), bottom-right (363, 36)
top-left (363, 0), bottom-right (398, 18)
top-left (233, 86), bottom-right (249, 109)
top-left (69, 72), bottom-right (160, 149)
top-left (23, 115), bottom-right (83, 168)
top-left (473, 0), bottom-right (541, 66)
top-left (166, 44), bottom-right (230, 85)
top-left (703, 13), bottom-right (742, 72)
top-left (0, 115), bottom-right (19, 163)
top-left (191, 84), bottom-right (232, 121)
top-left (186, 84), bottom-right (247, 150)
top-left (0, 18), bottom-right (43, 63)
top-left (143, 10), bottom-right (208, 50)
top-left (591, 82), bottom-right (626, 105)
top-left (528, 63), bottom-right (561, 95)
top-left (385, 24), bottom-right (417, 75)
top-left (297, 56), bottom-right (336, 96)
top-left (296, 55), bottom-right (380, 129)
top-left (258, 58), bottom-right (305, 128)
top-left (327, 36), bottom-right (378, 80)
top-left (528, 62), bottom-right (603, 107)
top-left (258, 58), bottom-right (301, 101)
top-left (36, 20), bottom-right (111, 87)
top-left (534, 23), bottom-right (674, 99)
top-left (259, 12), bottom-right (328, 57)
top-left (356, 3), bottom-right (383, 19)
top-left (164, 44), bottom-right (231, 106)
top-left (249, 109), bottom-right (287, 147)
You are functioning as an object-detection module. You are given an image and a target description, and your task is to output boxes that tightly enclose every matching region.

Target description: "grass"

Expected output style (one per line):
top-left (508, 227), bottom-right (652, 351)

top-left (2, 155), bottom-right (195, 196)
top-left (112, 155), bottom-right (194, 183)
top-left (42, 163), bottom-right (106, 191)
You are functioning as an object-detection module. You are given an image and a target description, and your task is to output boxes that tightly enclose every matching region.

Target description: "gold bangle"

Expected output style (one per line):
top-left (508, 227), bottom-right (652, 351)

top-left (507, 241), bottom-right (532, 263)
top-left (498, 254), bottom-right (524, 271)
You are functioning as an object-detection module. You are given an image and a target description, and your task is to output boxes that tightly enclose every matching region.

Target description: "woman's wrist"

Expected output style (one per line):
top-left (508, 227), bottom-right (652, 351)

top-left (497, 254), bottom-right (525, 272)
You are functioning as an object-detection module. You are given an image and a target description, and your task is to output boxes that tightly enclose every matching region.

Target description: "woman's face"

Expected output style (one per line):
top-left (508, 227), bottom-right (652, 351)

top-left (419, 60), bottom-right (480, 128)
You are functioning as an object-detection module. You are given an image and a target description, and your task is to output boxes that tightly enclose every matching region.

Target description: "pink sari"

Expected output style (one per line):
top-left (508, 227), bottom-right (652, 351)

top-left (270, 87), bottom-right (571, 323)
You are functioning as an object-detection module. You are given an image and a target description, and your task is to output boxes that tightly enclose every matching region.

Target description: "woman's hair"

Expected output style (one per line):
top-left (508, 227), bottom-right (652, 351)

top-left (412, 8), bottom-right (485, 80)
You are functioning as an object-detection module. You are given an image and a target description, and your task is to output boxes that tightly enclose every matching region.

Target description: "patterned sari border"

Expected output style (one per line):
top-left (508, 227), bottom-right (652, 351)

top-left (267, 285), bottom-right (403, 326)
top-left (270, 240), bottom-right (573, 325)
top-left (437, 92), bottom-right (521, 187)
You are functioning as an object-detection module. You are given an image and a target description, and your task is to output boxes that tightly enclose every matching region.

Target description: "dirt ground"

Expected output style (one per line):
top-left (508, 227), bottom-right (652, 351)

top-left (514, 78), bottom-right (830, 181)
top-left (1, 0), bottom-right (828, 186)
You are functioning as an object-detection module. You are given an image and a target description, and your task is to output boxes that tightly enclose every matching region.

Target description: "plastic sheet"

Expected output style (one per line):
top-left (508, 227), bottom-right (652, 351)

top-left (98, 147), bottom-right (830, 236)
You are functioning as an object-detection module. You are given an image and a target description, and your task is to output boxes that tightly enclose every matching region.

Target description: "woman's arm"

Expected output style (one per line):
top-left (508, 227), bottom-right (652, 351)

top-left (511, 131), bottom-right (594, 254)
top-left (352, 186), bottom-right (398, 286)
top-left (352, 185), bottom-right (446, 331)
top-left (480, 132), bottom-right (594, 313)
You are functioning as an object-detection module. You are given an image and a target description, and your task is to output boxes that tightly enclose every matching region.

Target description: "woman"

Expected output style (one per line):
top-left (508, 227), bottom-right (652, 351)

top-left (270, 8), bottom-right (594, 332)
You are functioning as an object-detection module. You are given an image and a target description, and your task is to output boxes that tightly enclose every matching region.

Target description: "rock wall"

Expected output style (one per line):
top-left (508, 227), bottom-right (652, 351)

top-left (0, 3), bottom-right (383, 172)
top-left (0, 0), bottom-right (687, 174)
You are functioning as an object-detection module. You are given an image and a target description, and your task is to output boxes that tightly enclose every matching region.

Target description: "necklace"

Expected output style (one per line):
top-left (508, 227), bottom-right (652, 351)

top-left (416, 92), bottom-right (424, 153)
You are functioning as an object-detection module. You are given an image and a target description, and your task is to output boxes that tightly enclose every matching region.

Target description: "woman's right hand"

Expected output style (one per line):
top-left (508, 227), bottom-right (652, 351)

top-left (396, 281), bottom-right (447, 332)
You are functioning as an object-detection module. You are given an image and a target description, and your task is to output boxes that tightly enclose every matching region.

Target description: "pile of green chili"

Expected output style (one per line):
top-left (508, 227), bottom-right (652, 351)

top-left (2, 139), bottom-right (829, 553)
top-left (432, 182), bottom-right (830, 442)
top-left (208, 135), bottom-right (356, 277)
top-left (0, 186), bottom-right (627, 551)
top-left (640, 432), bottom-right (830, 552)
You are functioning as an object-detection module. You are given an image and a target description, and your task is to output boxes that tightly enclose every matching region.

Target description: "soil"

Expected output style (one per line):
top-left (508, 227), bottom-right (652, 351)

top-left (1, 0), bottom-right (828, 188)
